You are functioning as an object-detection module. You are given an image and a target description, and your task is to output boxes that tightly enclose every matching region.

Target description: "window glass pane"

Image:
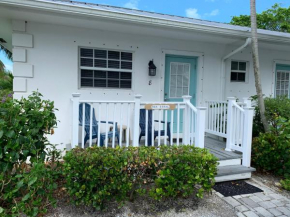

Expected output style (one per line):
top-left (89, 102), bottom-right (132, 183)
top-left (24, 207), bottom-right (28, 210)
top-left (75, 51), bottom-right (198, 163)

top-left (108, 71), bottom-right (119, 79)
top-left (239, 62), bottom-right (247, 71)
top-left (94, 79), bottom-right (106, 87)
top-left (108, 60), bottom-right (120, 69)
top-left (120, 72), bottom-right (132, 79)
top-left (108, 51), bottom-right (120, 60)
top-left (94, 70), bottom-right (106, 78)
top-left (94, 59), bottom-right (107, 68)
top-left (238, 73), bottom-right (246, 82)
top-left (81, 58), bottom-right (93, 67)
top-left (170, 63), bottom-right (189, 98)
top-left (81, 69), bottom-right (93, 78)
top-left (81, 78), bottom-right (93, 87)
top-left (120, 80), bottom-right (131, 88)
top-left (94, 49), bottom-right (107, 59)
top-left (231, 61), bottom-right (238, 70)
top-left (276, 71), bottom-right (290, 97)
top-left (121, 52), bottom-right (132, 61)
top-left (231, 72), bottom-right (237, 81)
top-left (108, 80), bottom-right (120, 88)
top-left (80, 48), bottom-right (93, 57)
top-left (121, 61), bottom-right (132, 69)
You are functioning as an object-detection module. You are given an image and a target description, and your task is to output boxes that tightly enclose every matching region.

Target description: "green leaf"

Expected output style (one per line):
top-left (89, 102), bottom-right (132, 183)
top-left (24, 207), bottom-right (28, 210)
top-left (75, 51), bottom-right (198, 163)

top-left (0, 131), bottom-right (3, 139)
top-left (22, 193), bottom-right (31, 201)
top-left (0, 207), bottom-right (4, 214)
top-left (28, 177), bottom-right (38, 186)
top-left (6, 130), bottom-right (15, 138)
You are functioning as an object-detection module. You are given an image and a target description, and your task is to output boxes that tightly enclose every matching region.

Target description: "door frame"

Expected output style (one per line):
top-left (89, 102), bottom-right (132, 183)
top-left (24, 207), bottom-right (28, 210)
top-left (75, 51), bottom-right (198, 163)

top-left (160, 49), bottom-right (204, 106)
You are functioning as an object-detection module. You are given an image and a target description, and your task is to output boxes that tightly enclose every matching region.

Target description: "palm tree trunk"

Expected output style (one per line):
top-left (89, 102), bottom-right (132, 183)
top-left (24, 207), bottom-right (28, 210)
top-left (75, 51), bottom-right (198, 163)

top-left (250, 0), bottom-right (269, 132)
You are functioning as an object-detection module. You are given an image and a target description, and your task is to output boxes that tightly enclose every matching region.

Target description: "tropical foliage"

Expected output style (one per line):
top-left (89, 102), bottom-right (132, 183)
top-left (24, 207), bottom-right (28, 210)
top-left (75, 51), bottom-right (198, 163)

top-left (64, 146), bottom-right (218, 210)
top-left (0, 92), bottom-right (62, 216)
top-left (231, 4), bottom-right (290, 33)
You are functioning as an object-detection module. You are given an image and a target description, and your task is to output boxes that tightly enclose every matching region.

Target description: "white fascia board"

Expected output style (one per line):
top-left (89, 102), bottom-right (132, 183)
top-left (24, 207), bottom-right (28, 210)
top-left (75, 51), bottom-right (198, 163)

top-left (1, 0), bottom-right (290, 44)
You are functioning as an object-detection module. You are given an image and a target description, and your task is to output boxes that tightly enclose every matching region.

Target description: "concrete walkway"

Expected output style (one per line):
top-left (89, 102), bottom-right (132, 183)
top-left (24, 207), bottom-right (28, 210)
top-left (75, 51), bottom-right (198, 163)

top-left (215, 178), bottom-right (290, 217)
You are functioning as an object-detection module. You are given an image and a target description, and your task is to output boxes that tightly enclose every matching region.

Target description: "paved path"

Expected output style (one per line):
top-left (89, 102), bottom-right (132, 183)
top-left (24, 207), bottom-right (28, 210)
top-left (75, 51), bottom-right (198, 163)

top-left (215, 179), bottom-right (290, 217)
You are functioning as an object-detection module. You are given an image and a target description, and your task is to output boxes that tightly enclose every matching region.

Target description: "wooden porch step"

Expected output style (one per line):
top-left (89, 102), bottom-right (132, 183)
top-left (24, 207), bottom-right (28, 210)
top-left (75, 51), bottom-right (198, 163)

top-left (215, 165), bottom-right (256, 182)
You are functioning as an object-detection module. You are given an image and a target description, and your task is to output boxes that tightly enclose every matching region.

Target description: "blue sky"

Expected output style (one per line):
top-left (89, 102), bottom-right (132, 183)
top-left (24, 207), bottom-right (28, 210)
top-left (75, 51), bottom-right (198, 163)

top-left (1, 0), bottom-right (290, 72)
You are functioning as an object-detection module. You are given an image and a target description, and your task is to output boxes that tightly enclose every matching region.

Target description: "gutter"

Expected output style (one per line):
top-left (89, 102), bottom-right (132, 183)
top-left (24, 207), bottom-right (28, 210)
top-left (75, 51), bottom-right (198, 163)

top-left (220, 38), bottom-right (252, 100)
top-left (1, 0), bottom-right (290, 44)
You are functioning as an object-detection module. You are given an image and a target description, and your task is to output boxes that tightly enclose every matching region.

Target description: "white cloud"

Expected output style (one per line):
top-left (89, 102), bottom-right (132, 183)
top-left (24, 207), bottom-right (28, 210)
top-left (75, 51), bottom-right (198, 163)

top-left (124, 0), bottom-right (139, 9)
top-left (5, 63), bottom-right (13, 72)
top-left (185, 8), bottom-right (201, 19)
top-left (205, 9), bottom-right (219, 16)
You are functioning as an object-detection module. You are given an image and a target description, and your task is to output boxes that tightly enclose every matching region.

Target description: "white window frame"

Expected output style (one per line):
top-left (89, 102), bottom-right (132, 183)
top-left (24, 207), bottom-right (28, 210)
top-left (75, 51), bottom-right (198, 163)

top-left (169, 62), bottom-right (191, 99)
top-left (230, 60), bottom-right (249, 83)
top-left (78, 47), bottom-right (134, 89)
top-left (275, 70), bottom-right (290, 98)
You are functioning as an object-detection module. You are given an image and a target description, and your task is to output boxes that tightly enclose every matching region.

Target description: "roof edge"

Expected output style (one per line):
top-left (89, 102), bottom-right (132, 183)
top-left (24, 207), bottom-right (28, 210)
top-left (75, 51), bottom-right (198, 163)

top-left (2, 0), bottom-right (290, 44)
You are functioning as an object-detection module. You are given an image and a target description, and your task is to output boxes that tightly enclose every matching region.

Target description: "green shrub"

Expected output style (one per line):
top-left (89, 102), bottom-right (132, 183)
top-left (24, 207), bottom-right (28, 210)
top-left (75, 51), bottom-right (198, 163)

top-left (0, 92), bottom-right (61, 216)
top-left (0, 91), bottom-right (57, 173)
top-left (0, 70), bottom-right (13, 98)
top-left (64, 146), bottom-right (218, 210)
top-left (281, 179), bottom-right (290, 191)
top-left (252, 96), bottom-right (290, 137)
top-left (252, 116), bottom-right (290, 178)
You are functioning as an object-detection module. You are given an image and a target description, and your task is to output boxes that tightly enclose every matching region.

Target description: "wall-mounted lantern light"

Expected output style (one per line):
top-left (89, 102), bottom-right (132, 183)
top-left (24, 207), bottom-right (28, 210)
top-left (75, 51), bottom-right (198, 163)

top-left (148, 60), bottom-right (157, 76)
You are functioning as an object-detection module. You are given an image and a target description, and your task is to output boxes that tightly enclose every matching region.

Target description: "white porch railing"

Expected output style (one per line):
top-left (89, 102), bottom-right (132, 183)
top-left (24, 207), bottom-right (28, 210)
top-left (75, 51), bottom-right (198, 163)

top-left (71, 94), bottom-right (206, 149)
top-left (205, 97), bottom-right (254, 167)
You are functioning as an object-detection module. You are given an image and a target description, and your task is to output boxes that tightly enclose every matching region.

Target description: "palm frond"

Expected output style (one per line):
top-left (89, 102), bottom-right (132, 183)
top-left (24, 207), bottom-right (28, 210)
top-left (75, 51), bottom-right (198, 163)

top-left (0, 43), bottom-right (12, 61)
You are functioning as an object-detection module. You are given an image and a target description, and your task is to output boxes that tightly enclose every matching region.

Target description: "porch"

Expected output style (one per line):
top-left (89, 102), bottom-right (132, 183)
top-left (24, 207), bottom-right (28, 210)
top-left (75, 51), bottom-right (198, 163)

top-left (71, 94), bottom-right (255, 182)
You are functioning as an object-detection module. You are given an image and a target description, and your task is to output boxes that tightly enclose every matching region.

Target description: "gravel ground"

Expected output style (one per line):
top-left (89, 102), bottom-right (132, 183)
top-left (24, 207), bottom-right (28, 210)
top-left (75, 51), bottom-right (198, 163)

top-left (46, 192), bottom-right (237, 217)
top-left (252, 171), bottom-right (290, 199)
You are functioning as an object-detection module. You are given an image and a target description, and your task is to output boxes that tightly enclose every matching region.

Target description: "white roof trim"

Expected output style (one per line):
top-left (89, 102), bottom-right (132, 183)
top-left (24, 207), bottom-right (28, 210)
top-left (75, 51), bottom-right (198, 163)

top-left (2, 0), bottom-right (290, 43)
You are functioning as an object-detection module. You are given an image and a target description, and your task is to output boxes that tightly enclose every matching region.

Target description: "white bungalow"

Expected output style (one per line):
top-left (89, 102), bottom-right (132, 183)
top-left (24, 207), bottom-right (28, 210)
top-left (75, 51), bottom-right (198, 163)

top-left (1, 0), bottom-right (290, 181)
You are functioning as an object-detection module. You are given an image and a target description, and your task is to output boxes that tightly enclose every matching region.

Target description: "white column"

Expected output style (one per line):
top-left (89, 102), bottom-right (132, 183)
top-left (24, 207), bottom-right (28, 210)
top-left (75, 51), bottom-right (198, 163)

top-left (243, 97), bottom-right (252, 108)
top-left (182, 95), bottom-right (192, 145)
top-left (195, 107), bottom-right (206, 148)
top-left (71, 93), bottom-right (81, 149)
top-left (226, 97), bottom-right (236, 151)
top-left (242, 107), bottom-right (254, 167)
top-left (133, 94), bottom-right (142, 147)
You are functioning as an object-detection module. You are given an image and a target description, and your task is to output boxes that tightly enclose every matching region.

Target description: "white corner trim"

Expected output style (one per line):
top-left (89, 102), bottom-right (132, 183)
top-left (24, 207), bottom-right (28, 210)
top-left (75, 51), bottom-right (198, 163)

top-left (12, 20), bottom-right (26, 32)
top-left (13, 63), bottom-right (34, 77)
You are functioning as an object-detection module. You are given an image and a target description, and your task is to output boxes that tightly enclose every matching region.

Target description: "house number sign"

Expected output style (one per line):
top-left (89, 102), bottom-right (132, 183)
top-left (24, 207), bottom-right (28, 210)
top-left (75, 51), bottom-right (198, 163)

top-left (145, 104), bottom-right (176, 110)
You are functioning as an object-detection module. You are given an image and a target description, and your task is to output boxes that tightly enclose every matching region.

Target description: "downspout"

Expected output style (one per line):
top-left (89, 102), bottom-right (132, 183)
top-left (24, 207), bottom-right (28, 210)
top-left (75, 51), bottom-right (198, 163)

top-left (220, 38), bottom-right (252, 100)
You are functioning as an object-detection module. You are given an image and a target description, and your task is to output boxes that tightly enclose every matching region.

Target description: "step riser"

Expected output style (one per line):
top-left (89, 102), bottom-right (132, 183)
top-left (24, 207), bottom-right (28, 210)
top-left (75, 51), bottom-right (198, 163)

top-left (218, 158), bottom-right (241, 167)
top-left (215, 172), bottom-right (252, 182)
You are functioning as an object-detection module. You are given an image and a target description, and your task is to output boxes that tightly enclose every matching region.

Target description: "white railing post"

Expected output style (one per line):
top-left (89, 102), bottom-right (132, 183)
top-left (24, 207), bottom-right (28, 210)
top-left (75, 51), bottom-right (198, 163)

top-left (133, 94), bottom-right (142, 147)
top-left (242, 107), bottom-right (254, 167)
top-left (195, 107), bottom-right (206, 148)
top-left (226, 97), bottom-right (236, 151)
top-left (243, 97), bottom-right (251, 108)
top-left (71, 93), bottom-right (81, 149)
top-left (182, 95), bottom-right (192, 145)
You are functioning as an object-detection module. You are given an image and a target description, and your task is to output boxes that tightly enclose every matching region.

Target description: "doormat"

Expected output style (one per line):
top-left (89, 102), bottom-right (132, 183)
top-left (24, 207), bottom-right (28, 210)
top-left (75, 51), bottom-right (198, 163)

top-left (213, 180), bottom-right (263, 197)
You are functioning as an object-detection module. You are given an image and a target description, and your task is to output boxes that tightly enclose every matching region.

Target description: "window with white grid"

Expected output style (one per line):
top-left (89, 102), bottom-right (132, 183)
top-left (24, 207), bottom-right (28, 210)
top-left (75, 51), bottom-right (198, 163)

top-left (169, 62), bottom-right (190, 98)
top-left (230, 61), bottom-right (247, 82)
top-left (79, 48), bottom-right (133, 89)
top-left (276, 71), bottom-right (290, 97)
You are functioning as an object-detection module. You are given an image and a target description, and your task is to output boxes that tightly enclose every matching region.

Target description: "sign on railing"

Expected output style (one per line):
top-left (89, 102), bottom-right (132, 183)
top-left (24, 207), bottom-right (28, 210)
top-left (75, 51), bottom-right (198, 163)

top-left (145, 104), bottom-right (176, 110)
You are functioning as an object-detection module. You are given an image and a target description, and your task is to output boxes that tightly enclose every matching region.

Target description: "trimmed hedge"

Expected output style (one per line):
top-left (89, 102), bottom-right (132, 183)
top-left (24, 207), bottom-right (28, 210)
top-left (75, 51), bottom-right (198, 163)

top-left (64, 146), bottom-right (218, 210)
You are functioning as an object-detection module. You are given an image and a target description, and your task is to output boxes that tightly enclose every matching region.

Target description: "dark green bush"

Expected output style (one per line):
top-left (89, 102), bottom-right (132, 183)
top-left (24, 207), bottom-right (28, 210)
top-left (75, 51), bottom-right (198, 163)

top-left (64, 146), bottom-right (218, 210)
top-left (281, 179), bottom-right (290, 191)
top-left (0, 91), bottom-right (57, 173)
top-left (0, 92), bottom-right (61, 216)
top-left (252, 116), bottom-right (290, 178)
top-left (252, 96), bottom-right (290, 137)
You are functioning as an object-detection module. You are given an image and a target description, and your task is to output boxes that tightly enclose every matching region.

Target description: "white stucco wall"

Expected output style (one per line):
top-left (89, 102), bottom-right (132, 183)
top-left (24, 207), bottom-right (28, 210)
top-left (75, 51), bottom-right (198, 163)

top-left (12, 21), bottom-right (290, 149)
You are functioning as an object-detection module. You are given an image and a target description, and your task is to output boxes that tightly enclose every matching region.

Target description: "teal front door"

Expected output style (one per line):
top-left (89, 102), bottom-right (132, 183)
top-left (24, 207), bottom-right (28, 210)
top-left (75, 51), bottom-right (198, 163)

top-left (164, 55), bottom-right (197, 133)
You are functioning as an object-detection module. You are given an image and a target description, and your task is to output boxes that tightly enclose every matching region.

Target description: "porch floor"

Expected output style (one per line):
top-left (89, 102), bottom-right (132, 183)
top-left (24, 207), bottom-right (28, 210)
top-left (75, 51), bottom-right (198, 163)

top-left (204, 137), bottom-right (242, 161)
